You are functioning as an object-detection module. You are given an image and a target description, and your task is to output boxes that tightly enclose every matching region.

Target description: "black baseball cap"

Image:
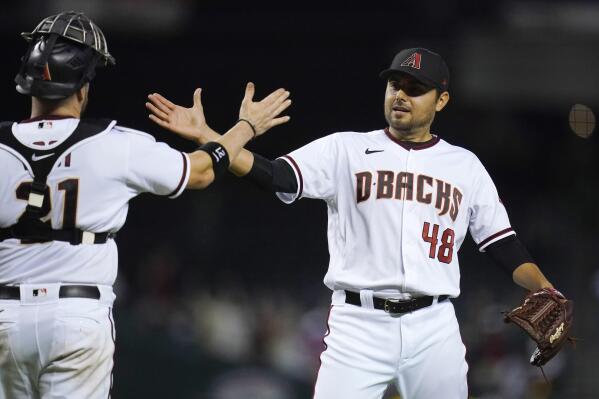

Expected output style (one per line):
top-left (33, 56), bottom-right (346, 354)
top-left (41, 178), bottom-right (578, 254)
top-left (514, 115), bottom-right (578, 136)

top-left (379, 48), bottom-right (449, 92)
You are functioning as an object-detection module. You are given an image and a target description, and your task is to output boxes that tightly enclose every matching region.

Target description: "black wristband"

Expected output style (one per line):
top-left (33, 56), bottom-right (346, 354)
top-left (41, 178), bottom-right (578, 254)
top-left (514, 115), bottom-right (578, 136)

top-left (237, 118), bottom-right (257, 138)
top-left (197, 142), bottom-right (230, 179)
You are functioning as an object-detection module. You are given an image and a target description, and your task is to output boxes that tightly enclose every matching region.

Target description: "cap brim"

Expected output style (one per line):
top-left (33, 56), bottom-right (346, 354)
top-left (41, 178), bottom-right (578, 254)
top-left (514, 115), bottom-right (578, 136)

top-left (379, 68), bottom-right (442, 91)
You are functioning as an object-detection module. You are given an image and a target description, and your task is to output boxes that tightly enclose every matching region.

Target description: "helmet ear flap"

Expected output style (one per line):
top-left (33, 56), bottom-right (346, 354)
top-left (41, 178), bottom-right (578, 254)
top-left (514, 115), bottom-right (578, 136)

top-left (15, 35), bottom-right (99, 100)
top-left (30, 34), bottom-right (59, 79)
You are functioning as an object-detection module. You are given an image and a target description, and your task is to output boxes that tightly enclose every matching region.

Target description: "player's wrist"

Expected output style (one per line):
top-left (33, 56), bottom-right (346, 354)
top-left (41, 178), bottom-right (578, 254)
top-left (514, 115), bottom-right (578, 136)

top-left (233, 119), bottom-right (256, 141)
top-left (197, 142), bottom-right (230, 180)
top-left (236, 118), bottom-right (257, 139)
top-left (533, 277), bottom-right (554, 292)
top-left (193, 124), bottom-right (214, 144)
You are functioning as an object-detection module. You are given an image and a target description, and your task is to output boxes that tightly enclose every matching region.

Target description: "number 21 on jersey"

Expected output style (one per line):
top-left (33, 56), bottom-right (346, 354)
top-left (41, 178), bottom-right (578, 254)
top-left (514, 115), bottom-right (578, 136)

top-left (16, 179), bottom-right (80, 228)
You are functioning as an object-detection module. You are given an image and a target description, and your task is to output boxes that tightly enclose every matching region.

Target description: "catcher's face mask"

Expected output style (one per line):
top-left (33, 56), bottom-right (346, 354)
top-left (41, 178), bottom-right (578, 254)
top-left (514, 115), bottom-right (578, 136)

top-left (15, 11), bottom-right (115, 100)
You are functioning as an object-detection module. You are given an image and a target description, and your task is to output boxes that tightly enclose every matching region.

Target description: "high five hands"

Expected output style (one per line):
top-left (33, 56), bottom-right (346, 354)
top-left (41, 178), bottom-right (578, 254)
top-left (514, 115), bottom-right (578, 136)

top-left (146, 82), bottom-right (291, 143)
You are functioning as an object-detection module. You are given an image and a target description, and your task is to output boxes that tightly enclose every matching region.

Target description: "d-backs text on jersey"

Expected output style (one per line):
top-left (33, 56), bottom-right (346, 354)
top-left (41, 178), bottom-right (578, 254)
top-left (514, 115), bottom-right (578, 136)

top-left (355, 170), bottom-right (463, 221)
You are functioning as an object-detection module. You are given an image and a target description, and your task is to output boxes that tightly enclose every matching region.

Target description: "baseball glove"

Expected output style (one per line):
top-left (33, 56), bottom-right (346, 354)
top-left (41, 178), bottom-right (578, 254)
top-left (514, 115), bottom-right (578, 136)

top-left (504, 287), bottom-right (574, 367)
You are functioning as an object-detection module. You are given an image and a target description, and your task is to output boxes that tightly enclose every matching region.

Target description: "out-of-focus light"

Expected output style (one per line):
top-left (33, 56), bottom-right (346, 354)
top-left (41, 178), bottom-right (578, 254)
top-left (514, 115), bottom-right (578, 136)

top-left (507, 3), bottom-right (599, 34)
top-left (568, 104), bottom-right (595, 138)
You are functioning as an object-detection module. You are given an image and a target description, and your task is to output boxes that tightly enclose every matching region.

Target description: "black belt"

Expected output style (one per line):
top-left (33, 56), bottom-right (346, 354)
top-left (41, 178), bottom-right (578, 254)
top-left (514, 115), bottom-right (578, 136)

top-left (344, 290), bottom-right (449, 314)
top-left (0, 285), bottom-right (101, 300)
top-left (0, 227), bottom-right (115, 245)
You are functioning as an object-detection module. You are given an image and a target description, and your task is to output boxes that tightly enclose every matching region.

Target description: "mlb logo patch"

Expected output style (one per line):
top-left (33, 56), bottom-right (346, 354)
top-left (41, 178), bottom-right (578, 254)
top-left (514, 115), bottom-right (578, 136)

top-left (33, 288), bottom-right (48, 297)
top-left (38, 121), bottom-right (53, 129)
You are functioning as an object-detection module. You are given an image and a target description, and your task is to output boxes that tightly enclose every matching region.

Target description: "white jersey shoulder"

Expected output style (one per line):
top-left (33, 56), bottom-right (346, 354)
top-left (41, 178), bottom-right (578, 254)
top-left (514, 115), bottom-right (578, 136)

top-left (112, 125), bottom-right (157, 141)
top-left (277, 129), bottom-right (386, 203)
top-left (436, 138), bottom-right (483, 162)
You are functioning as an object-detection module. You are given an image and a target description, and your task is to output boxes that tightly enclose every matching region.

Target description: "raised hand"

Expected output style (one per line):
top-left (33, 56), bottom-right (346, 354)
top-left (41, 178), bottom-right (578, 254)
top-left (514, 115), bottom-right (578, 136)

top-left (146, 89), bottom-right (206, 143)
top-left (239, 82), bottom-right (291, 137)
top-left (147, 83), bottom-right (291, 142)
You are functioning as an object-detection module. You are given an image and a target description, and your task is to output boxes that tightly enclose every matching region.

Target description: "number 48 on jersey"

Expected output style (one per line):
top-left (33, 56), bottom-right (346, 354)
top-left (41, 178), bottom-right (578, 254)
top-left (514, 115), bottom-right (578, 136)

top-left (422, 222), bottom-right (455, 264)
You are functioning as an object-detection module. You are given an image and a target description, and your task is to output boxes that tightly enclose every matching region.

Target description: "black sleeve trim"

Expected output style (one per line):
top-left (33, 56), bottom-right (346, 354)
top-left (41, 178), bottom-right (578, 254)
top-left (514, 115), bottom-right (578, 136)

top-left (485, 235), bottom-right (535, 275)
top-left (244, 152), bottom-right (298, 193)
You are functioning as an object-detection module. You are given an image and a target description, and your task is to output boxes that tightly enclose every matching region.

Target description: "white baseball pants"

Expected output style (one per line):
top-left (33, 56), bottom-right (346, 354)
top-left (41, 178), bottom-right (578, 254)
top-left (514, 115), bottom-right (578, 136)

top-left (313, 295), bottom-right (468, 399)
top-left (0, 284), bottom-right (115, 399)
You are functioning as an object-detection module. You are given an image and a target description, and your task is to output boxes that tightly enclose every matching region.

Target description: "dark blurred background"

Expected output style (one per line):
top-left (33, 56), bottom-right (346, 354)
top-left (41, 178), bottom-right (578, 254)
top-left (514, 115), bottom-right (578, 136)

top-left (2, 1), bottom-right (598, 398)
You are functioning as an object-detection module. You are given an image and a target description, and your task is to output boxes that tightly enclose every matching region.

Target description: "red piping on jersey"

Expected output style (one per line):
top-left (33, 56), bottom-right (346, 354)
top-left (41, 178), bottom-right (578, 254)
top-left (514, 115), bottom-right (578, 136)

top-left (384, 127), bottom-right (440, 150)
top-left (166, 152), bottom-right (188, 197)
top-left (20, 115), bottom-right (75, 123)
top-left (282, 155), bottom-right (303, 199)
top-left (478, 228), bottom-right (515, 250)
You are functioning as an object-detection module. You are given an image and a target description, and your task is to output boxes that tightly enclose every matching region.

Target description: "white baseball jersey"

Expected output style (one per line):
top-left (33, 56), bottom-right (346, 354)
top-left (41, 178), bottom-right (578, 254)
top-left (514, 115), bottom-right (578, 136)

top-left (0, 117), bottom-right (190, 286)
top-left (277, 128), bottom-right (515, 297)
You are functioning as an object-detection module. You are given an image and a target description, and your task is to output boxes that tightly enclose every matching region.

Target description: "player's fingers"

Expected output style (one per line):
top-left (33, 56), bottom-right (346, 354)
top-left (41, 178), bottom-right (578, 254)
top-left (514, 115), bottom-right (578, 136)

top-left (269, 115), bottom-right (291, 128)
top-left (145, 102), bottom-right (169, 121)
top-left (271, 99), bottom-right (292, 117)
top-left (192, 88), bottom-right (204, 110)
top-left (150, 93), bottom-right (176, 110)
top-left (148, 95), bottom-right (173, 116)
top-left (263, 92), bottom-right (290, 117)
top-left (242, 82), bottom-right (255, 103)
top-left (149, 114), bottom-right (171, 128)
top-left (261, 88), bottom-right (287, 106)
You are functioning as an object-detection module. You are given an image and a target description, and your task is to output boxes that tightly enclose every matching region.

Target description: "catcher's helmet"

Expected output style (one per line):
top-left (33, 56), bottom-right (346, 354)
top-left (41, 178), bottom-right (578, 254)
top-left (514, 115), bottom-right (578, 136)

top-left (15, 11), bottom-right (116, 100)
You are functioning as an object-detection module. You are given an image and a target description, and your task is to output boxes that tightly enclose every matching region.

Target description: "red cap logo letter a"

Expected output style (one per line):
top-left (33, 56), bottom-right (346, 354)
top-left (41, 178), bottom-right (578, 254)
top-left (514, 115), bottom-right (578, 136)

top-left (400, 52), bottom-right (422, 70)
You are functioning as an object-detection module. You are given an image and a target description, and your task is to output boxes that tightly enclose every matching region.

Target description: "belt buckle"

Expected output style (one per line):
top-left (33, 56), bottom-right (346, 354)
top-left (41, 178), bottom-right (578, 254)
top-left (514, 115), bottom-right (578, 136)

top-left (384, 298), bottom-right (405, 314)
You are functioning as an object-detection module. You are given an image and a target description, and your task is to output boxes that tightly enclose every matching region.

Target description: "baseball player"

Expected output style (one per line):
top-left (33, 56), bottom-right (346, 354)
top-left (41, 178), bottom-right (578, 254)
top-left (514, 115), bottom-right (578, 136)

top-left (147, 48), bottom-right (564, 398)
top-left (0, 11), bottom-right (290, 399)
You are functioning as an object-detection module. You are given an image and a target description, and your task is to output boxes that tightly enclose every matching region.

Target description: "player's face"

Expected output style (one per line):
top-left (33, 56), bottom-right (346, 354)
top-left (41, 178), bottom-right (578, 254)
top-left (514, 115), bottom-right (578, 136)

top-left (384, 74), bottom-right (448, 136)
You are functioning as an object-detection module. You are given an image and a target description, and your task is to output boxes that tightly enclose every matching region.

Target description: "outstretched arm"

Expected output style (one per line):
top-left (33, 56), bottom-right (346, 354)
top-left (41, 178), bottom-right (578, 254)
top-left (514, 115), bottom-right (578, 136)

top-left (148, 84), bottom-right (291, 189)
top-left (146, 87), bottom-right (286, 178)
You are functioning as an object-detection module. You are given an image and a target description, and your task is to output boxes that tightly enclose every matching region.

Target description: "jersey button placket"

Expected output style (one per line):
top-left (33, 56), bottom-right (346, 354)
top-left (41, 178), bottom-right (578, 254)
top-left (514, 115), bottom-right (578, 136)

top-left (399, 149), bottom-right (413, 293)
top-left (396, 149), bottom-right (412, 293)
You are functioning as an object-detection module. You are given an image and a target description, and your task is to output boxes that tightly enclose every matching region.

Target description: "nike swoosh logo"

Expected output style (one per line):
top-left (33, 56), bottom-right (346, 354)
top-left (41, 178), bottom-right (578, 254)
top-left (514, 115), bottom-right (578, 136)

top-left (31, 153), bottom-right (55, 162)
top-left (365, 148), bottom-right (384, 154)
